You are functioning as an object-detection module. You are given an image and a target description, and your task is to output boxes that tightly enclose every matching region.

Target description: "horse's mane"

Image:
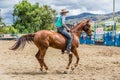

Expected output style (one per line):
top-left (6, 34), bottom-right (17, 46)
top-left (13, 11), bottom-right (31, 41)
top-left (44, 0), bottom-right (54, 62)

top-left (71, 22), bottom-right (81, 30)
top-left (71, 19), bottom-right (88, 31)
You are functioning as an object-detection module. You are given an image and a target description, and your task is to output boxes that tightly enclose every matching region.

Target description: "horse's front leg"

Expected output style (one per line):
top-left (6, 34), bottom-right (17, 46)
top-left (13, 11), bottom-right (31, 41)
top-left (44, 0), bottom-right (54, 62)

top-left (71, 48), bottom-right (79, 69)
top-left (64, 54), bottom-right (73, 74)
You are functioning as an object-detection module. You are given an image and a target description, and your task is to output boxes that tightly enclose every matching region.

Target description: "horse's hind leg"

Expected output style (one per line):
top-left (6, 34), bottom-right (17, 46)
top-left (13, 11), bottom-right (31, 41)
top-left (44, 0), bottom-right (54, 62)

top-left (35, 47), bottom-right (48, 72)
top-left (39, 46), bottom-right (48, 72)
top-left (41, 47), bottom-right (48, 71)
top-left (35, 50), bottom-right (44, 72)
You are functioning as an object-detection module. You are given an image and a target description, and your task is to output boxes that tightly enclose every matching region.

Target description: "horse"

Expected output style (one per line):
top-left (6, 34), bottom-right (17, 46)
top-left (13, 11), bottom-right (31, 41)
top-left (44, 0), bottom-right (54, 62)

top-left (10, 19), bottom-right (92, 73)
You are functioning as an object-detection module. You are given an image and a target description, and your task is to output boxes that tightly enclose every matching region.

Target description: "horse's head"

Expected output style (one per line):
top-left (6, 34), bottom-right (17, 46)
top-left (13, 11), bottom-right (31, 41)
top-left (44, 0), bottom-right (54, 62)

top-left (71, 19), bottom-right (92, 37)
top-left (82, 19), bottom-right (92, 36)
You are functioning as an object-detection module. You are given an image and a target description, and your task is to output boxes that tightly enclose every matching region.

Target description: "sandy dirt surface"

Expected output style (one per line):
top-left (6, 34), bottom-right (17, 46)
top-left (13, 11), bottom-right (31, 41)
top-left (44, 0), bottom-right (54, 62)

top-left (0, 40), bottom-right (120, 80)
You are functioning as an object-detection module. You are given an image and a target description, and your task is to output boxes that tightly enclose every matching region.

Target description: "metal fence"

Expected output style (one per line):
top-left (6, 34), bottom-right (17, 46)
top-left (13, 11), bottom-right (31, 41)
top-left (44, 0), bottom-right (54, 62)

top-left (79, 32), bottom-right (120, 47)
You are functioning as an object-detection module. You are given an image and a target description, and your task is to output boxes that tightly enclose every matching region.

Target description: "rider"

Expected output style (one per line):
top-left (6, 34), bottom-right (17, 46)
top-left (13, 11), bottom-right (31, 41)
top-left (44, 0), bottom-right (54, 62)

top-left (56, 9), bottom-right (72, 54)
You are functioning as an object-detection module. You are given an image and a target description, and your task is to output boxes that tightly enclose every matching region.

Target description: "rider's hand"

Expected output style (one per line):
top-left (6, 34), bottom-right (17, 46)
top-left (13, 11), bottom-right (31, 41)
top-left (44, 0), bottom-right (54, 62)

top-left (67, 28), bottom-right (71, 32)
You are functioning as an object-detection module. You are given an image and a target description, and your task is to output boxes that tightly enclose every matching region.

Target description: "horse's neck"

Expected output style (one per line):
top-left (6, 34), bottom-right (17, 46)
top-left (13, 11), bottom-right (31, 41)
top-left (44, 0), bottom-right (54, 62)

top-left (71, 25), bottom-right (83, 38)
top-left (74, 30), bottom-right (82, 38)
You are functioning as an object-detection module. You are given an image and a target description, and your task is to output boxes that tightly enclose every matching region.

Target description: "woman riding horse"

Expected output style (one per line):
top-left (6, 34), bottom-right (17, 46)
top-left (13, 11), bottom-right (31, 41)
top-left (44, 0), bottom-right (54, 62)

top-left (10, 19), bottom-right (92, 73)
top-left (56, 9), bottom-right (72, 54)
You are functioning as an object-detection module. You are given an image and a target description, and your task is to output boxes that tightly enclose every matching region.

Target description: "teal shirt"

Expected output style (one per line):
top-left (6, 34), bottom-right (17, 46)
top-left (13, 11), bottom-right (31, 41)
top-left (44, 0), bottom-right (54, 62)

top-left (56, 15), bottom-right (62, 27)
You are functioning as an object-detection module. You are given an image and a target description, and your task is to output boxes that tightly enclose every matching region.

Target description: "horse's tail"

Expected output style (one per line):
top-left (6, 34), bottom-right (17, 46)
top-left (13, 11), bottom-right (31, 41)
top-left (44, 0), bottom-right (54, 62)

top-left (10, 34), bottom-right (35, 50)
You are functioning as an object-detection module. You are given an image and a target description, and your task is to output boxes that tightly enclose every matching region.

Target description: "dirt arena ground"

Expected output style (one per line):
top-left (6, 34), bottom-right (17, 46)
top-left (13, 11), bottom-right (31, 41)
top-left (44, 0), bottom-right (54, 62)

top-left (0, 40), bottom-right (120, 80)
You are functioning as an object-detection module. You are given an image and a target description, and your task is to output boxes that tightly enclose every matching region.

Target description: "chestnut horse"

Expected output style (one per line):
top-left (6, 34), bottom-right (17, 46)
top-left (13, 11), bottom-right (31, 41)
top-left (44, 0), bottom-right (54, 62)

top-left (10, 19), bottom-right (92, 73)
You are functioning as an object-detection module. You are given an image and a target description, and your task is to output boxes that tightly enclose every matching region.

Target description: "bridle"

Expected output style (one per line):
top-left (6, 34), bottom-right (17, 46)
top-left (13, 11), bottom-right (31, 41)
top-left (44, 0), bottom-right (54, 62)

top-left (82, 24), bottom-right (90, 32)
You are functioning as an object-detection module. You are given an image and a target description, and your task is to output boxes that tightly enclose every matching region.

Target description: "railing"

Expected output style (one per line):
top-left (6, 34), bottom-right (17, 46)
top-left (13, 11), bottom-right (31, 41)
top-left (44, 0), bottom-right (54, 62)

top-left (79, 32), bottom-right (120, 47)
top-left (0, 34), bottom-right (20, 40)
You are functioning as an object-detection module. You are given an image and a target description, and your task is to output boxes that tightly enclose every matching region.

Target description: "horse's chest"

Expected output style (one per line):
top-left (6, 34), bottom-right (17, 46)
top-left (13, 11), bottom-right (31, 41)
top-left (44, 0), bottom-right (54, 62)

top-left (72, 36), bottom-right (79, 48)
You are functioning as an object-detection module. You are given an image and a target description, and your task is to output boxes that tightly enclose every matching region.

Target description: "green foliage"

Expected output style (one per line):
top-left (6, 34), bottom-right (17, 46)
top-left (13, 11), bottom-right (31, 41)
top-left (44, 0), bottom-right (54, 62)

top-left (0, 26), bottom-right (18, 34)
top-left (0, 27), bottom-right (9, 34)
top-left (13, 0), bottom-right (57, 33)
top-left (118, 18), bottom-right (120, 23)
top-left (9, 26), bottom-right (19, 34)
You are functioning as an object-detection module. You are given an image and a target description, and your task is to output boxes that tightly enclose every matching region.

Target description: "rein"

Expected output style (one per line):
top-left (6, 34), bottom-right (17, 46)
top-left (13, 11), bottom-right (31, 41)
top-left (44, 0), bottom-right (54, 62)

top-left (70, 30), bottom-right (82, 34)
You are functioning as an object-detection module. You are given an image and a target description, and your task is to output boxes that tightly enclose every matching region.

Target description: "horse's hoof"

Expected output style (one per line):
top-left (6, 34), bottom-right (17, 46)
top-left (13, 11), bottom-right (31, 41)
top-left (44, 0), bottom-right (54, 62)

top-left (66, 66), bottom-right (69, 69)
top-left (63, 71), bottom-right (67, 74)
top-left (71, 66), bottom-right (75, 71)
top-left (74, 64), bottom-right (78, 67)
top-left (40, 68), bottom-right (43, 72)
top-left (61, 52), bottom-right (65, 54)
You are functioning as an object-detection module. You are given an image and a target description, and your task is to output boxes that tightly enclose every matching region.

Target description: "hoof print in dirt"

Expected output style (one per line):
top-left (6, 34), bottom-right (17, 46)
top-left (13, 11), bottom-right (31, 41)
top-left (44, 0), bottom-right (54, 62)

top-left (63, 71), bottom-right (68, 74)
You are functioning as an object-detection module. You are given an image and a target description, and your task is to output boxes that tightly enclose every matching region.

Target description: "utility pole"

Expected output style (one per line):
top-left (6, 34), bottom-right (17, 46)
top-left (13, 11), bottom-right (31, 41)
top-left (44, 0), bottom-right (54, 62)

top-left (0, 9), bottom-right (1, 19)
top-left (113, 0), bottom-right (115, 21)
top-left (0, 9), bottom-right (1, 22)
top-left (0, 9), bottom-right (1, 17)
top-left (0, 9), bottom-right (1, 16)
top-left (112, 0), bottom-right (115, 42)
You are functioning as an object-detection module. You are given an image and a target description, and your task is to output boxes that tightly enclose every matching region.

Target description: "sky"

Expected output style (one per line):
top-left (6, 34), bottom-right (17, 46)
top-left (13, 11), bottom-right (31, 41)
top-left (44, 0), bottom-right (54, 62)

top-left (0, 0), bottom-right (120, 25)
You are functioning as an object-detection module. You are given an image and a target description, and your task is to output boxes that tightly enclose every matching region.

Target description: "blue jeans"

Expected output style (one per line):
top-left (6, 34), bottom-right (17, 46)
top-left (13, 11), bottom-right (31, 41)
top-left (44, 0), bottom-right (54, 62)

top-left (57, 27), bottom-right (72, 51)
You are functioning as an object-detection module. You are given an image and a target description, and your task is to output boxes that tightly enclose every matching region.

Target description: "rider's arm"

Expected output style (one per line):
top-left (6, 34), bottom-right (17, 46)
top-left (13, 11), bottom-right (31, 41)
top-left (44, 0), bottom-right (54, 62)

top-left (62, 16), bottom-right (70, 30)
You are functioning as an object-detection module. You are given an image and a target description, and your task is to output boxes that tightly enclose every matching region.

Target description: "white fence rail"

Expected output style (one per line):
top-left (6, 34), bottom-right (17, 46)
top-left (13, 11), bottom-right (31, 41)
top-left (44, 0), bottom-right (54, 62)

top-left (0, 34), bottom-right (21, 40)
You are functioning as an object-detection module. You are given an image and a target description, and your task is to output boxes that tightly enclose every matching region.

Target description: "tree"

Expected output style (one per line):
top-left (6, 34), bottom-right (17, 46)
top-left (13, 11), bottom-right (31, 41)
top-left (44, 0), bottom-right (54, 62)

top-left (118, 17), bottom-right (120, 23)
top-left (13, 0), bottom-right (56, 33)
top-left (0, 15), bottom-right (6, 27)
top-left (0, 26), bottom-right (18, 34)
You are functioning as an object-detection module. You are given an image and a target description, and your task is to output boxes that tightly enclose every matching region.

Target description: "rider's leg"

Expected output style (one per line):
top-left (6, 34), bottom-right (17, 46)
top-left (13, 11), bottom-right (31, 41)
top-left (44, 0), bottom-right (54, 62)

top-left (60, 29), bottom-right (72, 54)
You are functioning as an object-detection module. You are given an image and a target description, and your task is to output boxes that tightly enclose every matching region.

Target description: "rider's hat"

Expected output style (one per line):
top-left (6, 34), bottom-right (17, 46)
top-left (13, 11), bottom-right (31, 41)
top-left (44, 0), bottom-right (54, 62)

top-left (60, 9), bottom-right (69, 14)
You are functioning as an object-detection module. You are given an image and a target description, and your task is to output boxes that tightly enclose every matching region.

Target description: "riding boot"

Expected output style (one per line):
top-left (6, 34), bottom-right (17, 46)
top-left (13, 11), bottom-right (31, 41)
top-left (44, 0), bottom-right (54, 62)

top-left (66, 47), bottom-right (72, 54)
top-left (67, 50), bottom-right (72, 54)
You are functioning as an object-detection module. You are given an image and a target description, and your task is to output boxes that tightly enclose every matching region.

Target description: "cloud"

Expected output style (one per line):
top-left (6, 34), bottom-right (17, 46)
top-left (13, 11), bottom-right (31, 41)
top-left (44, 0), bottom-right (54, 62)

top-left (2, 8), bottom-right (13, 25)
top-left (0, 0), bottom-right (120, 25)
top-left (0, 0), bottom-right (21, 25)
